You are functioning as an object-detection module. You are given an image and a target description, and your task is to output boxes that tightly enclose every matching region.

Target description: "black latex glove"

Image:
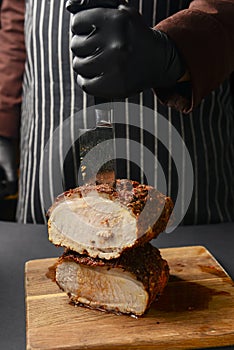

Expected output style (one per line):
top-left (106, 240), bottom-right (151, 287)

top-left (0, 136), bottom-right (18, 198)
top-left (67, 1), bottom-right (185, 98)
top-left (66, 0), bottom-right (127, 13)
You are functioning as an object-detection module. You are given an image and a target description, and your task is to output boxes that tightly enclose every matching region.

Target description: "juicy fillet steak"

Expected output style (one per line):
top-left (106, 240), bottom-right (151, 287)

top-left (55, 243), bottom-right (169, 316)
top-left (48, 179), bottom-right (173, 259)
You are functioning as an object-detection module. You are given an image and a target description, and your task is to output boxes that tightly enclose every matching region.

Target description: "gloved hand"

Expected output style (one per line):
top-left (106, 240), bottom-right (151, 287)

top-left (67, 0), bottom-right (185, 98)
top-left (66, 0), bottom-right (127, 13)
top-left (0, 136), bottom-right (18, 198)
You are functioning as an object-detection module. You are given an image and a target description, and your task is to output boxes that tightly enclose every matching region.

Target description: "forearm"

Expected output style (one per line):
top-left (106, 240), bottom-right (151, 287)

top-left (155, 0), bottom-right (234, 113)
top-left (0, 0), bottom-right (26, 138)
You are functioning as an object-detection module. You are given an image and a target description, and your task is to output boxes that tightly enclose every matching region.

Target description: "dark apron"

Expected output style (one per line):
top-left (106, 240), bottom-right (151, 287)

top-left (17, 0), bottom-right (234, 225)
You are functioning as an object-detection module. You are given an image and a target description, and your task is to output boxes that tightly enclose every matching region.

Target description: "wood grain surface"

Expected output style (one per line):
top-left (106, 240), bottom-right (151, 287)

top-left (25, 246), bottom-right (234, 350)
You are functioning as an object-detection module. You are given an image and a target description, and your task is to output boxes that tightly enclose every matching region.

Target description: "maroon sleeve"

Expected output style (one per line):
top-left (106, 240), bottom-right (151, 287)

top-left (0, 0), bottom-right (26, 138)
top-left (154, 0), bottom-right (234, 113)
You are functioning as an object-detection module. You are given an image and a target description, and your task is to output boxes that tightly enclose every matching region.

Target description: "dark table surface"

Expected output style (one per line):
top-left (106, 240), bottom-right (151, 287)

top-left (0, 221), bottom-right (233, 350)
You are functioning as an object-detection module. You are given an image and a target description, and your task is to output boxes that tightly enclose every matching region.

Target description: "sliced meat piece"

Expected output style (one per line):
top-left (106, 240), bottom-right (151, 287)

top-left (55, 243), bottom-right (169, 316)
top-left (48, 179), bottom-right (173, 259)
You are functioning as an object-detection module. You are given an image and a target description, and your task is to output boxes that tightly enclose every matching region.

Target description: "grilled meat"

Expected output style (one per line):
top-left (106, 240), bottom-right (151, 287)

top-left (48, 179), bottom-right (173, 259)
top-left (55, 243), bottom-right (169, 316)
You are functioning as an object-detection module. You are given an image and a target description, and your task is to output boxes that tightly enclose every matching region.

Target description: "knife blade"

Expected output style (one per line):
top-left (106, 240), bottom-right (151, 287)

top-left (78, 97), bottom-right (116, 186)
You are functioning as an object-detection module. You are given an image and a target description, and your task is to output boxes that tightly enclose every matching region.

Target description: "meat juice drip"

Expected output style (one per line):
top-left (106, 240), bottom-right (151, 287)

top-left (154, 280), bottom-right (213, 312)
top-left (79, 123), bottom-right (116, 186)
top-left (149, 276), bottom-right (231, 314)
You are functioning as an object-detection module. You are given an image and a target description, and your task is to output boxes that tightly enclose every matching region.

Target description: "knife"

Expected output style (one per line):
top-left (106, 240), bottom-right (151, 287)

top-left (74, 0), bottom-right (129, 186)
top-left (79, 97), bottom-right (116, 186)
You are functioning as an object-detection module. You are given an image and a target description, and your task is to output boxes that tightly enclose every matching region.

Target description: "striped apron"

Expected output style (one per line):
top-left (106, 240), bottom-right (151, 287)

top-left (17, 0), bottom-right (234, 225)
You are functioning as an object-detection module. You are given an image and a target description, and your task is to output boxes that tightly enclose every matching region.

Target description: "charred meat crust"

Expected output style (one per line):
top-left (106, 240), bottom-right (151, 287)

top-left (57, 243), bottom-right (169, 310)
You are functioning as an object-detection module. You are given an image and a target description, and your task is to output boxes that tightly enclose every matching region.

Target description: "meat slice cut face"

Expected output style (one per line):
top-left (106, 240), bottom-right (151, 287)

top-left (48, 179), bottom-right (173, 259)
top-left (57, 262), bottom-right (148, 315)
top-left (55, 243), bottom-right (169, 316)
top-left (48, 191), bottom-right (137, 259)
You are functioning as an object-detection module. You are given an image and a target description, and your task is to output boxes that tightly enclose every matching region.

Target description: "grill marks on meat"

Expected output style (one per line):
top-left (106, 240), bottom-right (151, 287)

top-left (55, 243), bottom-right (169, 316)
top-left (48, 179), bottom-right (173, 260)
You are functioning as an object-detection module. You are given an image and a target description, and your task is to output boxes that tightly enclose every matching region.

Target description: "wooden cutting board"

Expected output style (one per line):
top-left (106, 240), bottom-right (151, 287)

top-left (25, 246), bottom-right (234, 350)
